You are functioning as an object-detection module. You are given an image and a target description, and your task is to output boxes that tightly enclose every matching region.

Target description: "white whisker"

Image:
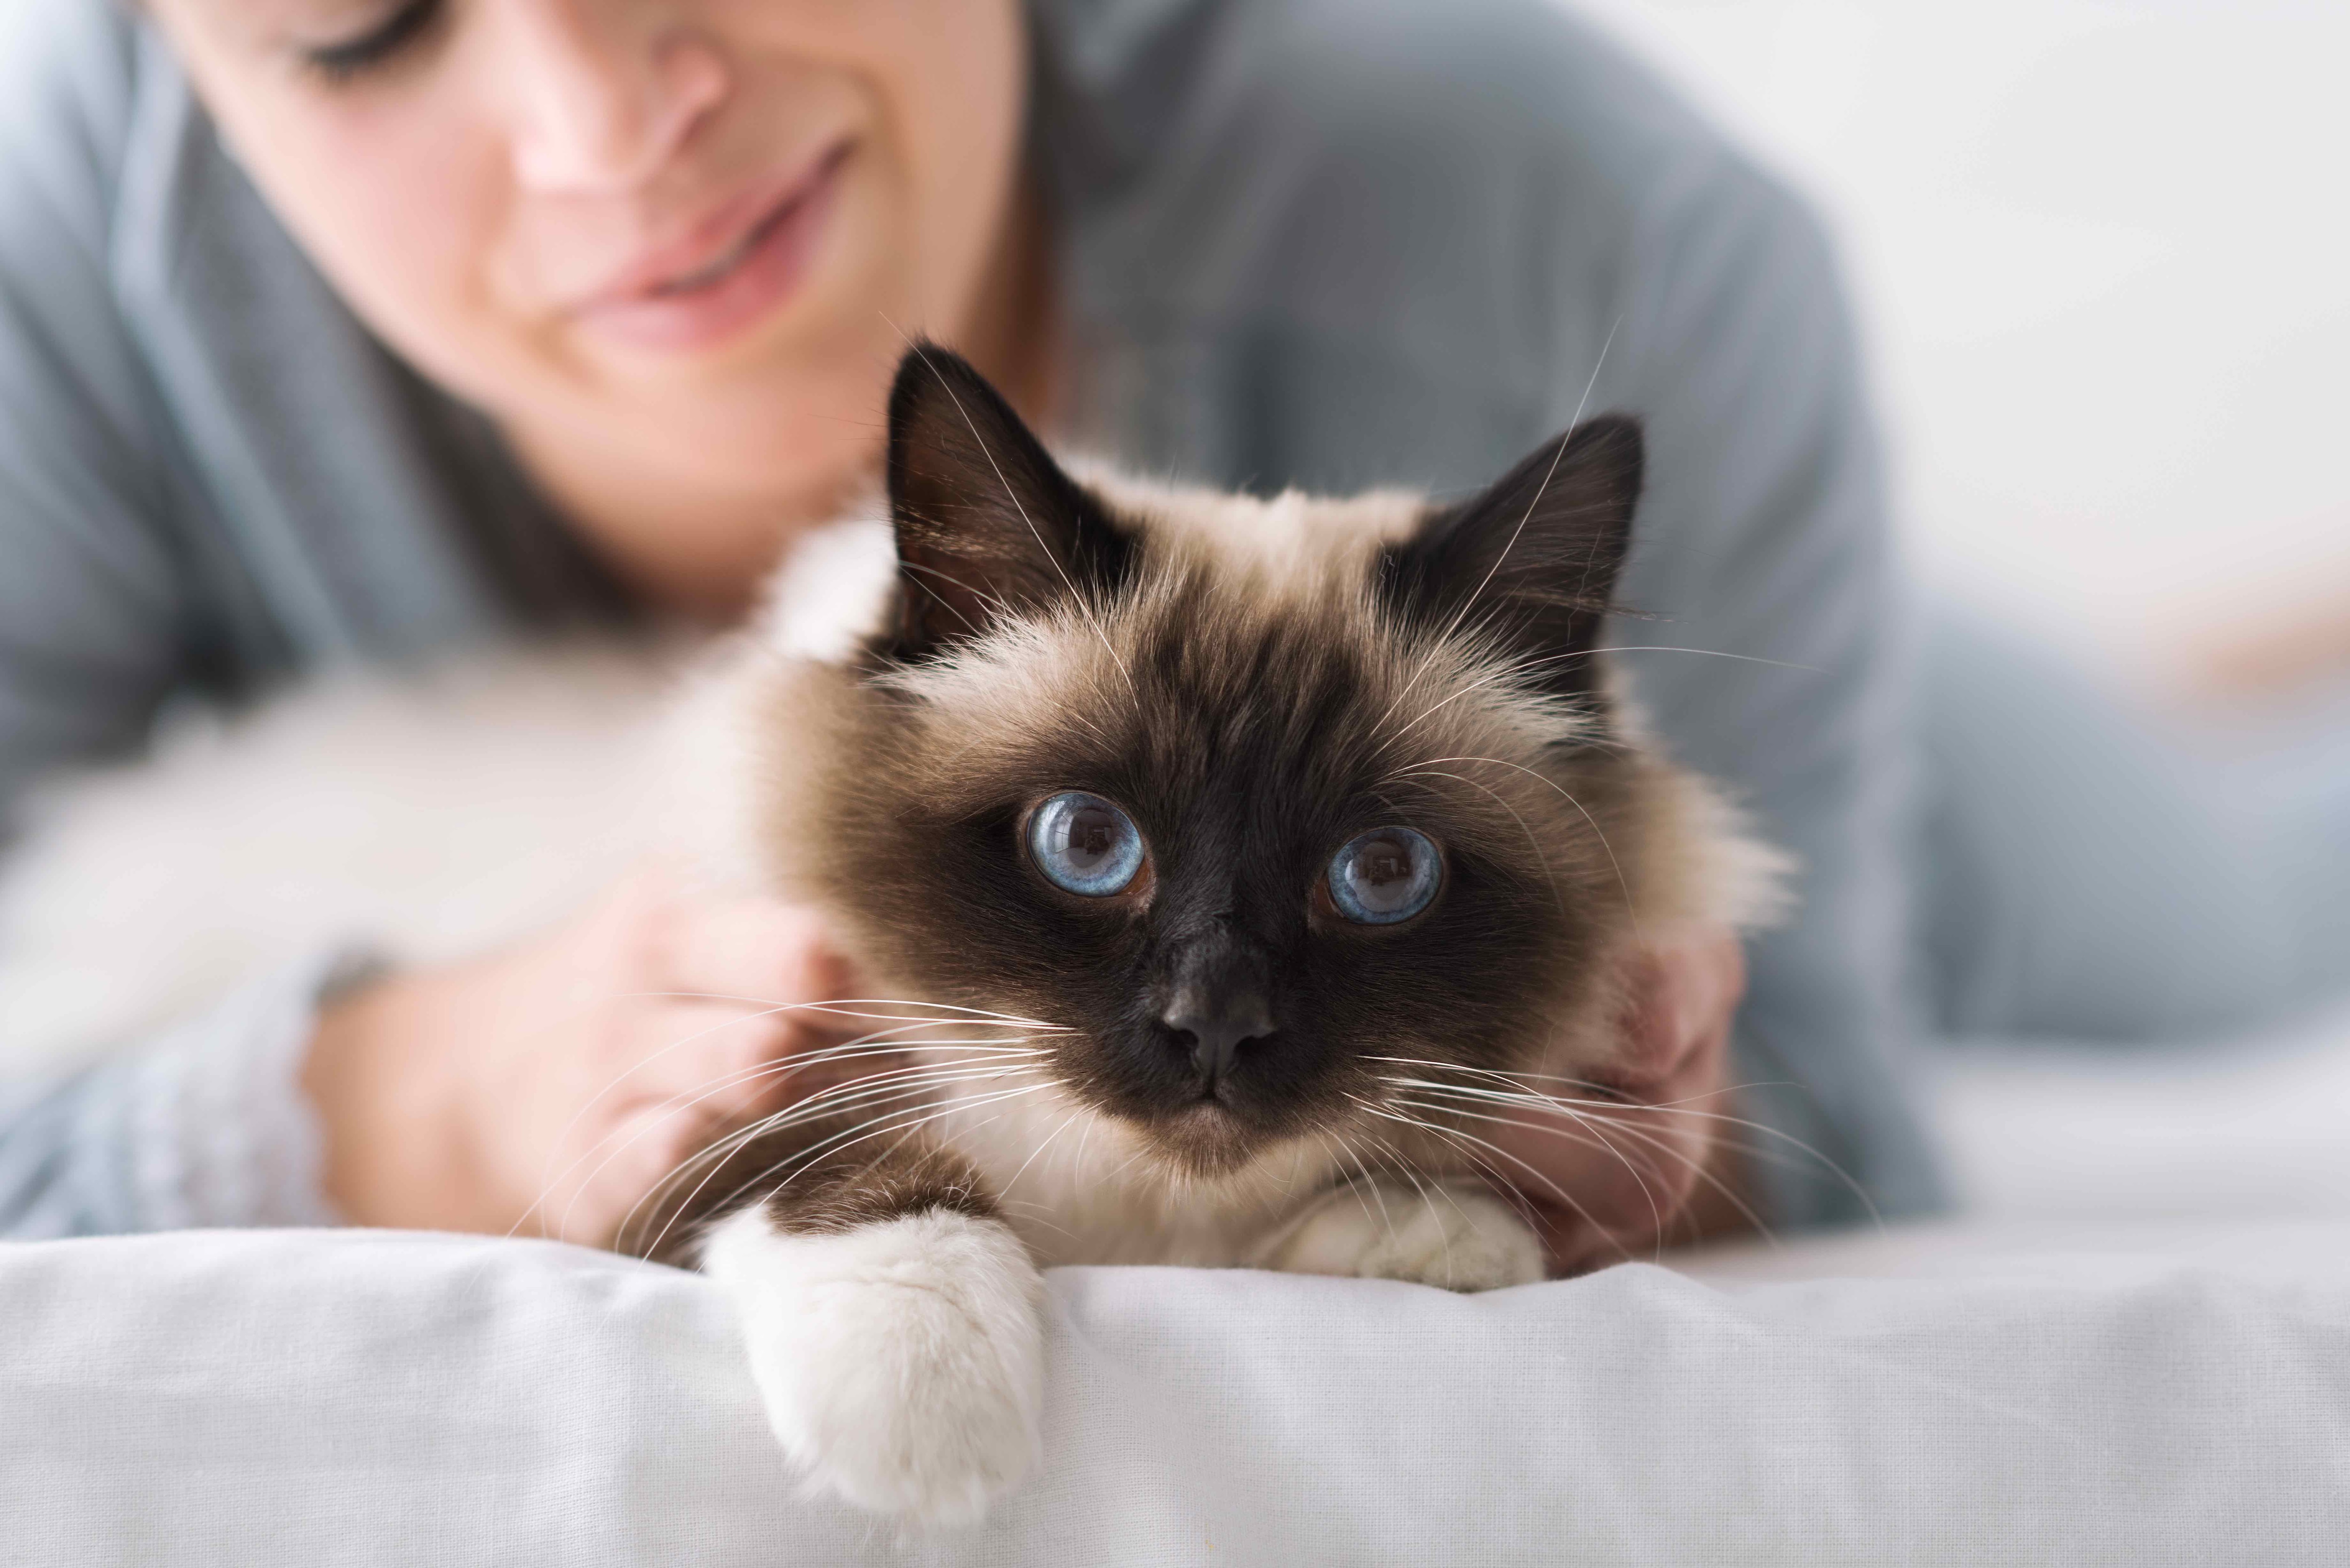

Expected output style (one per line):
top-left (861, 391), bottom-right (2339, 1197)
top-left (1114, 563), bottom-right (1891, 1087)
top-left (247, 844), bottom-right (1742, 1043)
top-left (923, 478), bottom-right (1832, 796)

top-left (537, 1022), bottom-right (1025, 1240)
top-left (597, 1056), bottom-right (1046, 1249)
top-left (1347, 1094), bottom-right (1637, 1265)
top-left (1367, 1057), bottom-right (1880, 1230)
top-left (633, 1079), bottom-right (1054, 1262)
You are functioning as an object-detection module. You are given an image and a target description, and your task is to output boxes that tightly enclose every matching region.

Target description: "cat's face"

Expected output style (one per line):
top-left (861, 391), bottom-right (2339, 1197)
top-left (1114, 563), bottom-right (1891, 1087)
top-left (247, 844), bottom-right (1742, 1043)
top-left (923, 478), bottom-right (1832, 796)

top-left (773, 347), bottom-right (1656, 1181)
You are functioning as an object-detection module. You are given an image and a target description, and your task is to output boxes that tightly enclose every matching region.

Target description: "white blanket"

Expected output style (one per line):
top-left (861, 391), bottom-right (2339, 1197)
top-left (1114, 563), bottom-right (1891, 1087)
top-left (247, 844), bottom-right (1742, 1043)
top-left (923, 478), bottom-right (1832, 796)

top-left (5, 1221), bottom-right (2344, 1565)
top-left (12, 1007), bottom-right (2350, 1563)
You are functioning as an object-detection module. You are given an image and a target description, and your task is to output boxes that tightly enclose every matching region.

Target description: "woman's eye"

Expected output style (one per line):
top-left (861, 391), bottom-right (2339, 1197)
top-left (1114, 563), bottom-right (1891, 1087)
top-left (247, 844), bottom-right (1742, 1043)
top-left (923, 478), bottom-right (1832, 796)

top-left (1027, 792), bottom-right (1146, 897)
top-left (1327, 827), bottom-right (1441, 925)
top-left (302, 0), bottom-right (445, 83)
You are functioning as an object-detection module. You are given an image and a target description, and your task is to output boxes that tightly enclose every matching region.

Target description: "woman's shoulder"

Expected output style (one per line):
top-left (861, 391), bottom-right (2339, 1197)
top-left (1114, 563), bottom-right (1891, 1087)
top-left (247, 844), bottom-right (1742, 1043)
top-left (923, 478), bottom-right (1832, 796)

top-left (1033, 0), bottom-right (1831, 489)
top-left (1035, 0), bottom-right (1810, 384)
top-left (1041, 0), bottom-right (1710, 166)
top-left (0, 0), bottom-right (165, 440)
top-left (0, 0), bottom-right (171, 529)
top-left (0, 5), bottom-right (203, 805)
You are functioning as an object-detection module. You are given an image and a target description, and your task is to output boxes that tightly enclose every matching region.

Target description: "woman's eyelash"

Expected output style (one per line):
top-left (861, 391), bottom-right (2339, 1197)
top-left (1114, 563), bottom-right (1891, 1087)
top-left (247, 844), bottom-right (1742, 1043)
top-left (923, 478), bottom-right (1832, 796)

top-left (302, 0), bottom-right (446, 84)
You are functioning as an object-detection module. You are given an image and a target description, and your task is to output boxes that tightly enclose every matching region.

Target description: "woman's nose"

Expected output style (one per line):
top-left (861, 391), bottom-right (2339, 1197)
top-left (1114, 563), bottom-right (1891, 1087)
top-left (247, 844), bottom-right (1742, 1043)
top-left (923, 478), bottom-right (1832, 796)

top-left (501, 0), bottom-right (729, 195)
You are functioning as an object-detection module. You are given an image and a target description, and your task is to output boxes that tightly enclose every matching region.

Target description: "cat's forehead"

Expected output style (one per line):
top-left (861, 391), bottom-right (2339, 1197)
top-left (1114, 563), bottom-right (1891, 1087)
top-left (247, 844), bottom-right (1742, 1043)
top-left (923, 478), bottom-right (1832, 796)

top-left (751, 473), bottom-right (1425, 669)
top-left (1067, 461), bottom-right (1431, 591)
top-left (876, 495), bottom-right (1596, 820)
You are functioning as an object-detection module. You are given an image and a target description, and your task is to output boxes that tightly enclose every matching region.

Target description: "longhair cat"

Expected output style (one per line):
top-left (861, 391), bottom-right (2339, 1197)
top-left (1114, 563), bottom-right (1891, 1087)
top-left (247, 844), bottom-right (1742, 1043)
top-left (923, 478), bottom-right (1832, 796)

top-left (0, 345), bottom-right (1784, 1527)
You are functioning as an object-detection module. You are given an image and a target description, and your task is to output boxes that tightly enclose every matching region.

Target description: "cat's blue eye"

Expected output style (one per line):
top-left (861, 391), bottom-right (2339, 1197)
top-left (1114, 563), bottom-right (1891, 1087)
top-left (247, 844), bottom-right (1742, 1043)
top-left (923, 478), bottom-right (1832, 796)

top-left (1027, 792), bottom-right (1146, 897)
top-left (1327, 827), bottom-right (1441, 925)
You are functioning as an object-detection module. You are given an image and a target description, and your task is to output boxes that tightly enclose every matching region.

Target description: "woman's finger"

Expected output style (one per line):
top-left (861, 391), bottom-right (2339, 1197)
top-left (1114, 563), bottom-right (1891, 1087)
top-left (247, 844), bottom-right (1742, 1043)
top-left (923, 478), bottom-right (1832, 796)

top-left (1606, 925), bottom-right (1745, 1090)
top-left (660, 893), bottom-right (855, 1008)
top-left (1488, 926), bottom-right (1749, 1271)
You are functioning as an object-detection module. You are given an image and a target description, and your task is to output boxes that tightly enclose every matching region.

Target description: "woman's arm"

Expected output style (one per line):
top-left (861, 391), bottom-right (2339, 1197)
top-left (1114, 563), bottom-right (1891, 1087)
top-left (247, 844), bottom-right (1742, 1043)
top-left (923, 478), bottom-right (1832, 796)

top-left (0, 958), bottom-right (351, 1238)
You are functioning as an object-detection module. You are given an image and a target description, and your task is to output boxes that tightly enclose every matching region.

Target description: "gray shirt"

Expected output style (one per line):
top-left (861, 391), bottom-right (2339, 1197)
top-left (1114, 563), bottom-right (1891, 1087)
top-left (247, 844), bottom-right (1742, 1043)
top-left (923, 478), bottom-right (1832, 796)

top-left (0, 0), bottom-right (1946, 1236)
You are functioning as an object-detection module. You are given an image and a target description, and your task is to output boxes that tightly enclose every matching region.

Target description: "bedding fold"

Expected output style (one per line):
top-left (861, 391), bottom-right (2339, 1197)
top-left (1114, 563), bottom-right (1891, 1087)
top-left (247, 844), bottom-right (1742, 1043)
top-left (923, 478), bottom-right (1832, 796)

top-left (2, 1224), bottom-right (2344, 1565)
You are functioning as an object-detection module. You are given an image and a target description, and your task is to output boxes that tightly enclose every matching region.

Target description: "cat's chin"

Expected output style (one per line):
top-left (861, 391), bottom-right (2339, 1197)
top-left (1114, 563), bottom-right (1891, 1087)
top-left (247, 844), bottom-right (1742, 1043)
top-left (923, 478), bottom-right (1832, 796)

top-left (1132, 1100), bottom-right (1290, 1183)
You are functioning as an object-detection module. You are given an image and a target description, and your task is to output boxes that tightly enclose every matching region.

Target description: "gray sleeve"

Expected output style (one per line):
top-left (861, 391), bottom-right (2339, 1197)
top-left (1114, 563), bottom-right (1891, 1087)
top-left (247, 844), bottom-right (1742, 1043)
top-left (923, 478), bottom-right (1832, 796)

top-left (0, 4), bottom-right (338, 1238)
top-left (1610, 159), bottom-right (1948, 1227)
top-left (0, 952), bottom-right (347, 1237)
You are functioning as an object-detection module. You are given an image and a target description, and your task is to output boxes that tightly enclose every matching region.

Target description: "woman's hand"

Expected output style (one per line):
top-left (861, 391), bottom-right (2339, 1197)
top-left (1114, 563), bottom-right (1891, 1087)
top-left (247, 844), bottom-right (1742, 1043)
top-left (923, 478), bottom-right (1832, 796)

top-left (304, 867), bottom-right (862, 1247)
top-left (1485, 923), bottom-right (1754, 1274)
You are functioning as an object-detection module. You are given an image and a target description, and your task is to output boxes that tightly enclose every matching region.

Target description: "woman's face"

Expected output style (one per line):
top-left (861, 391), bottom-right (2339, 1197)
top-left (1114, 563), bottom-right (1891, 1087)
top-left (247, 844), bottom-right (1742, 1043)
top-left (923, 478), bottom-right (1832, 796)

top-left (148, 0), bottom-right (1029, 512)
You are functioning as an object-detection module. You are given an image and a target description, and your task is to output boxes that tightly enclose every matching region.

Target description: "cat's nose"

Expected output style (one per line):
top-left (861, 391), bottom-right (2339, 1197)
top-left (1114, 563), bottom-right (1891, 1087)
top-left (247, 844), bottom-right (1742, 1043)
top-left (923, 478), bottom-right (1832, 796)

top-left (1160, 988), bottom-right (1276, 1092)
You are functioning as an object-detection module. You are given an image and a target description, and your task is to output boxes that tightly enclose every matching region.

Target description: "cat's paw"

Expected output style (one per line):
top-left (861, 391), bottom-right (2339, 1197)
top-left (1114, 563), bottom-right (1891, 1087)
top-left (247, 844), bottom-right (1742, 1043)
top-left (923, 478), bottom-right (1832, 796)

top-left (700, 1204), bottom-right (1046, 1528)
top-left (1260, 1179), bottom-right (1547, 1291)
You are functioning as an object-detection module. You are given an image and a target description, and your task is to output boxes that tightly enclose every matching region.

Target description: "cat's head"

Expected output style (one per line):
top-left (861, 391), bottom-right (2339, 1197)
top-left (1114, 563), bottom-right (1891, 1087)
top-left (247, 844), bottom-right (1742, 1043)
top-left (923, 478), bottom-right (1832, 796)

top-left (734, 344), bottom-right (1755, 1184)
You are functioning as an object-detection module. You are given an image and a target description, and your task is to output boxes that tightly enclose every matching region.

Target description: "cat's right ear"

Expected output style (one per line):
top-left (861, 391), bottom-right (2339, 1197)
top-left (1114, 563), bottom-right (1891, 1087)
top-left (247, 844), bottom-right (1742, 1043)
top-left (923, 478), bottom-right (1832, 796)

top-left (884, 343), bottom-right (1135, 660)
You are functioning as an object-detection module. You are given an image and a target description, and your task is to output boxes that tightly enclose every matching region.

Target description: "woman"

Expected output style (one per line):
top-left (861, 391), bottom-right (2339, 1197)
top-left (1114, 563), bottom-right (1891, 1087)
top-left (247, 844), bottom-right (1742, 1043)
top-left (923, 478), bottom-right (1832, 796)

top-left (5, 0), bottom-right (2324, 1255)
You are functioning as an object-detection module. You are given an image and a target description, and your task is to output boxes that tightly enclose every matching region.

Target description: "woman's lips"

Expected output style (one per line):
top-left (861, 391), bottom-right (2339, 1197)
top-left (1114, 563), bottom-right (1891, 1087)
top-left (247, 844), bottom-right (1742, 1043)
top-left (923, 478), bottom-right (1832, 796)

top-left (572, 143), bottom-right (851, 356)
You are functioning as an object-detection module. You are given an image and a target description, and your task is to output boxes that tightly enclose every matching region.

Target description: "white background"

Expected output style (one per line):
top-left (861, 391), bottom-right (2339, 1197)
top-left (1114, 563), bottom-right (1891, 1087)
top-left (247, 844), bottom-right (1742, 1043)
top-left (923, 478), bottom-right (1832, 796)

top-left (1572, 0), bottom-right (2350, 690)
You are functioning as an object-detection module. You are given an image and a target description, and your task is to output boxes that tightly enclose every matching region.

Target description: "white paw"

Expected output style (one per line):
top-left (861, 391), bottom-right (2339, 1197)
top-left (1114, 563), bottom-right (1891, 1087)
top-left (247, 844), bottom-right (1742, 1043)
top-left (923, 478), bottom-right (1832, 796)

top-left (1259, 1179), bottom-right (1546, 1291)
top-left (700, 1204), bottom-right (1046, 1528)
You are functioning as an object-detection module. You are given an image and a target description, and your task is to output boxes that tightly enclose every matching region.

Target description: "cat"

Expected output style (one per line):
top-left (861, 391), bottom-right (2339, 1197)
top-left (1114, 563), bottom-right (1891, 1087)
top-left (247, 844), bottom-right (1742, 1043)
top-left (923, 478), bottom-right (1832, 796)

top-left (0, 343), bottom-right (1785, 1527)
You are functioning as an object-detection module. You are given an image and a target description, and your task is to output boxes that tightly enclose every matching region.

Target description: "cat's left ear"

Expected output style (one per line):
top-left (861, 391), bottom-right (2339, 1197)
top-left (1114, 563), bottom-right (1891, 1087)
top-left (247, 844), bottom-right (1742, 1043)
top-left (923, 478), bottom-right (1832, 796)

top-left (1377, 416), bottom-right (1643, 702)
top-left (883, 342), bottom-right (1134, 660)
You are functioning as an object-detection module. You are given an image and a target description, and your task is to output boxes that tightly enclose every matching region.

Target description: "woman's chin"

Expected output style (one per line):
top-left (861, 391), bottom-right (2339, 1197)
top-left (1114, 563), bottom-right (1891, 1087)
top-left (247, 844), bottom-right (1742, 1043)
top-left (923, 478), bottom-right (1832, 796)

top-left (531, 298), bottom-right (907, 497)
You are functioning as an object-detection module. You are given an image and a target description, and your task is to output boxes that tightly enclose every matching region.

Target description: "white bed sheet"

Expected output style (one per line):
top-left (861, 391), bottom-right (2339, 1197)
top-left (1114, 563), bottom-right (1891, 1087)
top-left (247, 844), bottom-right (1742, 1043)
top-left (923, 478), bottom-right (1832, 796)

top-left (5, 1219), bottom-right (2346, 1566)
top-left (1926, 998), bottom-right (2350, 1222)
top-left (10, 1004), bottom-right (2350, 1565)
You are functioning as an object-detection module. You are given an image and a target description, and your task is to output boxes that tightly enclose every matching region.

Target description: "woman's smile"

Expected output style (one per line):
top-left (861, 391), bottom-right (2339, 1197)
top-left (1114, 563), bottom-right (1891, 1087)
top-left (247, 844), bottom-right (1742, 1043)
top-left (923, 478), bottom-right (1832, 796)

top-left (572, 138), bottom-right (855, 357)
